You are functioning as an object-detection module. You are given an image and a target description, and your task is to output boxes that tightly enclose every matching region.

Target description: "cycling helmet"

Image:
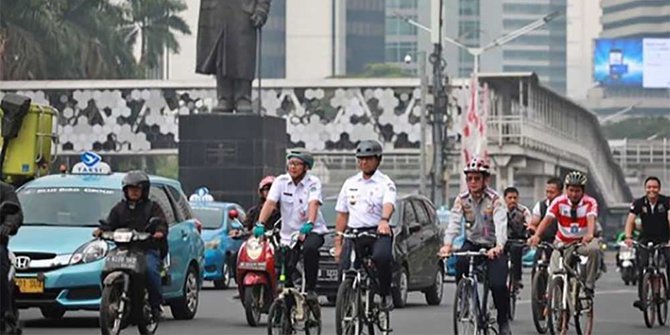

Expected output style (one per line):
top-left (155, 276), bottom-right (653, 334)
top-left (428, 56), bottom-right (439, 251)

top-left (463, 157), bottom-right (490, 175)
top-left (286, 149), bottom-right (314, 169)
top-left (564, 171), bottom-right (587, 187)
top-left (355, 140), bottom-right (383, 158)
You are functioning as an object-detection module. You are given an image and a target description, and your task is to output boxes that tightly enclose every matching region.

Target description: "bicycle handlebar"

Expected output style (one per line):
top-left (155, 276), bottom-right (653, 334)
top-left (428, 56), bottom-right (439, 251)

top-left (338, 230), bottom-right (378, 239)
top-left (632, 241), bottom-right (669, 250)
top-left (451, 248), bottom-right (489, 257)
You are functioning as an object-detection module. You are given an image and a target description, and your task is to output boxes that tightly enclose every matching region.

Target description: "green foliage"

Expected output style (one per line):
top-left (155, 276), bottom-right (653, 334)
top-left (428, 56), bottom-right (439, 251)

top-left (331, 63), bottom-right (411, 78)
top-left (602, 117), bottom-right (670, 139)
top-left (0, 0), bottom-right (191, 80)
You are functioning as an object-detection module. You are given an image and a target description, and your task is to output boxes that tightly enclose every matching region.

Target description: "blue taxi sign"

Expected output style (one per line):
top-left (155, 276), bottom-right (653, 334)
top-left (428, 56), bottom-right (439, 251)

top-left (71, 151), bottom-right (112, 174)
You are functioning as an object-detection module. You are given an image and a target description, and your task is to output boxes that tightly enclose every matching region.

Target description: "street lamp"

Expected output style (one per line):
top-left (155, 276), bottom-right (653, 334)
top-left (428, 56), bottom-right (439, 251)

top-left (404, 51), bottom-right (429, 196)
top-left (396, 9), bottom-right (563, 191)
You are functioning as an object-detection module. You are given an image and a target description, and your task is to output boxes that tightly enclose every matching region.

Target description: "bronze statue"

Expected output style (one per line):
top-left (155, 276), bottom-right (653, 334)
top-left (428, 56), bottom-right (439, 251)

top-left (196, 0), bottom-right (271, 113)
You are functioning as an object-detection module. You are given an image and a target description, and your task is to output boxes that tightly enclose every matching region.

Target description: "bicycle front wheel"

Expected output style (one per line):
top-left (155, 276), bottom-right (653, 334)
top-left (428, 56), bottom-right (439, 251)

top-left (573, 284), bottom-right (594, 335)
top-left (531, 269), bottom-right (549, 334)
top-left (375, 308), bottom-right (391, 335)
top-left (507, 275), bottom-right (517, 321)
top-left (267, 299), bottom-right (291, 335)
top-left (657, 274), bottom-right (668, 326)
top-left (642, 272), bottom-right (656, 328)
top-left (547, 276), bottom-right (568, 335)
top-left (336, 278), bottom-right (360, 335)
top-left (453, 279), bottom-right (477, 335)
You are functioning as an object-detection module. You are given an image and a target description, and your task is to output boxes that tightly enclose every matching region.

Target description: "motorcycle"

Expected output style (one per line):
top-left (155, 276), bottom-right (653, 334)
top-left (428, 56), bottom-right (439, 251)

top-left (235, 220), bottom-right (280, 327)
top-left (98, 218), bottom-right (162, 335)
top-left (0, 201), bottom-right (22, 335)
top-left (617, 241), bottom-right (637, 286)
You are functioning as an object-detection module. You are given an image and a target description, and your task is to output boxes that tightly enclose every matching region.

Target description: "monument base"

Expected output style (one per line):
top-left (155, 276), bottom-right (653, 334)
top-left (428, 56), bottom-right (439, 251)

top-left (178, 113), bottom-right (286, 208)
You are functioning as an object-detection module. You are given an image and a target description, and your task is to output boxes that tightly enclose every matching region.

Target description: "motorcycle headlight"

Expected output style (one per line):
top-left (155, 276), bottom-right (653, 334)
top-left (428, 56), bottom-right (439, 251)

top-left (245, 238), bottom-right (263, 260)
top-left (70, 240), bottom-right (109, 265)
top-left (205, 238), bottom-right (221, 249)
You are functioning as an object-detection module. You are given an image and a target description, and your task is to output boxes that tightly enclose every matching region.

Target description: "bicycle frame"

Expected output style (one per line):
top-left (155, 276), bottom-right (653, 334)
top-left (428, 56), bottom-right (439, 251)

top-left (452, 249), bottom-right (495, 332)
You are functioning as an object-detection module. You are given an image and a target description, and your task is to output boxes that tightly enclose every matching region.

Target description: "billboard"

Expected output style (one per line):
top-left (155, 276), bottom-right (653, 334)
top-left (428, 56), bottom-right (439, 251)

top-left (593, 38), bottom-right (670, 88)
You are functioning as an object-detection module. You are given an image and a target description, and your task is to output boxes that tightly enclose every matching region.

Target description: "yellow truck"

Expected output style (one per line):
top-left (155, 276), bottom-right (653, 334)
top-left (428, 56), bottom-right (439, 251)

top-left (0, 93), bottom-right (58, 187)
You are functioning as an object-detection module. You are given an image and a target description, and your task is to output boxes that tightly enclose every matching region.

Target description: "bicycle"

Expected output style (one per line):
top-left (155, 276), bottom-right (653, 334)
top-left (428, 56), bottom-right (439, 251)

top-left (335, 230), bottom-right (391, 335)
top-left (545, 241), bottom-right (594, 335)
top-left (449, 248), bottom-right (498, 335)
top-left (267, 232), bottom-right (322, 335)
top-left (632, 241), bottom-right (668, 328)
top-left (531, 242), bottom-right (552, 334)
top-left (505, 238), bottom-right (527, 321)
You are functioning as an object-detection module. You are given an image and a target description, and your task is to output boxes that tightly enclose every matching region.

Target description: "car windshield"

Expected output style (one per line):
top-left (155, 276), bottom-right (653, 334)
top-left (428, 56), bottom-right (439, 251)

top-left (321, 198), bottom-right (337, 228)
top-left (192, 206), bottom-right (225, 229)
top-left (18, 187), bottom-right (122, 226)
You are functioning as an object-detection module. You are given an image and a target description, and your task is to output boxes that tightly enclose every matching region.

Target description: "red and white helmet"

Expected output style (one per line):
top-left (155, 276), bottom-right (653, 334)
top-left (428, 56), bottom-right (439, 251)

top-left (258, 175), bottom-right (275, 191)
top-left (463, 157), bottom-right (490, 175)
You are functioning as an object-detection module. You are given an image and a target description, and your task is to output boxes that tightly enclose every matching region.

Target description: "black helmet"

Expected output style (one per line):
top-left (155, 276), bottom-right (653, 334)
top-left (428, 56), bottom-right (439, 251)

top-left (355, 140), bottom-right (383, 158)
top-left (122, 170), bottom-right (150, 198)
top-left (564, 171), bottom-right (587, 188)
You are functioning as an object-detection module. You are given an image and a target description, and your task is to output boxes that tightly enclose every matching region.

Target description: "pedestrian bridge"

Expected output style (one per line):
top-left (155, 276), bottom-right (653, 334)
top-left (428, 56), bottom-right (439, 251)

top-left (0, 73), bottom-right (631, 227)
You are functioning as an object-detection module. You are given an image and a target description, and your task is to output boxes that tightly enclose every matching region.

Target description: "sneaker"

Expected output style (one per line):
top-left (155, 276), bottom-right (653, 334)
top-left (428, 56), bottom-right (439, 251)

top-left (380, 294), bottom-right (394, 311)
top-left (633, 300), bottom-right (644, 310)
top-left (499, 321), bottom-right (512, 335)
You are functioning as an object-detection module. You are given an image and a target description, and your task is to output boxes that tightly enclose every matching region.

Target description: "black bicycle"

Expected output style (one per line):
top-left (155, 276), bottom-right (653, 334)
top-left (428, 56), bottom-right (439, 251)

top-left (633, 241), bottom-right (668, 328)
top-left (335, 230), bottom-right (391, 335)
top-left (267, 232), bottom-right (321, 335)
top-left (505, 239), bottom-right (527, 321)
top-left (449, 248), bottom-right (498, 335)
top-left (531, 242), bottom-right (552, 334)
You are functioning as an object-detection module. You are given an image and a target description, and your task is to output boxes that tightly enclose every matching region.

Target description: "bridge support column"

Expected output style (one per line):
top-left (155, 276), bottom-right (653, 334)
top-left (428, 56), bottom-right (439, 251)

top-left (533, 176), bottom-right (547, 201)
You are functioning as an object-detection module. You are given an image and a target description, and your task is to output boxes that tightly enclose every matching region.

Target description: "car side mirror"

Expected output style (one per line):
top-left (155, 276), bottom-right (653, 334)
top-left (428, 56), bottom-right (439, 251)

top-left (408, 222), bottom-right (422, 233)
top-left (228, 209), bottom-right (239, 220)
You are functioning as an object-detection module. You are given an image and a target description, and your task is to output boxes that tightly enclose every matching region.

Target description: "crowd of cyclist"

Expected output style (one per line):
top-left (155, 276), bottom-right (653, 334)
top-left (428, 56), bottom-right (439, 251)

top-left (1, 137), bottom-right (668, 335)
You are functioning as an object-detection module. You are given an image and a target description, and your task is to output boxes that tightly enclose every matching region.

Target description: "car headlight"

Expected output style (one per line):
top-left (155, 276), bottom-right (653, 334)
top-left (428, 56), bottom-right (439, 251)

top-left (70, 240), bottom-right (109, 265)
top-left (205, 238), bottom-right (221, 249)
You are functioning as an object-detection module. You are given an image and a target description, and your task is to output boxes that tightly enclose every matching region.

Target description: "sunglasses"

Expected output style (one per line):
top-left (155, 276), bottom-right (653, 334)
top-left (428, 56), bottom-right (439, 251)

top-left (287, 160), bottom-right (304, 168)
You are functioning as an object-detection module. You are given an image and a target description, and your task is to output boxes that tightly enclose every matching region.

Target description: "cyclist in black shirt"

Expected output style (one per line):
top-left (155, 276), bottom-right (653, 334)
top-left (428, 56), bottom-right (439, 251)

top-left (623, 176), bottom-right (670, 309)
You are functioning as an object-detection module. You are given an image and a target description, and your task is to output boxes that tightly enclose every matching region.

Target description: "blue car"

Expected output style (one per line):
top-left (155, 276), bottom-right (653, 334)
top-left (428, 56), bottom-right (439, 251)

top-left (190, 201), bottom-right (246, 289)
top-left (10, 161), bottom-right (204, 320)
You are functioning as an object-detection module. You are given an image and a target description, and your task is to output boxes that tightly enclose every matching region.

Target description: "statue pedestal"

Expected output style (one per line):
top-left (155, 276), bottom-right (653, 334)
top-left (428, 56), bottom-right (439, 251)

top-left (178, 113), bottom-right (286, 208)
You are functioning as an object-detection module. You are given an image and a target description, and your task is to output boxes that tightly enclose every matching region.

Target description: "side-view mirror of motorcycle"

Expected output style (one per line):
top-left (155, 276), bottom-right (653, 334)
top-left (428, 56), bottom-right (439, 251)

top-left (0, 201), bottom-right (21, 217)
top-left (146, 217), bottom-right (163, 230)
top-left (228, 209), bottom-right (239, 220)
top-left (0, 201), bottom-right (21, 219)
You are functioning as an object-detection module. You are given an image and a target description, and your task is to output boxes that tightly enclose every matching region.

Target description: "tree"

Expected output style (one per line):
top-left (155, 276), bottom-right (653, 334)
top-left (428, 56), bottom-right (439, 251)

top-left (122, 0), bottom-right (191, 74)
top-left (0, 0), bottom-right (191, 80)
top-left (602, 117), bottom-right (670, 139)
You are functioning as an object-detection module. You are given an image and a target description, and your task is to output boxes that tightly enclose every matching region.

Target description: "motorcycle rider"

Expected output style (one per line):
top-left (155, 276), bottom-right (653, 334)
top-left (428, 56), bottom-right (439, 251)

top-left (93, 171), bottom-right (168, 320)
top-left (529, 171), bottom-right (601, 298)
top-left (504, 186), bottom-right (531, 290)
top-left (624, 176), bottom-right (670, 309)
top-left (0, 181), bottom-right (23, 334)
top-left (439, 157), bottom-right (512, 335)
top-left (334, 140), bottom-right (397, 311)
top-left (254, 150), bottom-right (328, 300)
top-left (243, 176), bottom-right (281, 231)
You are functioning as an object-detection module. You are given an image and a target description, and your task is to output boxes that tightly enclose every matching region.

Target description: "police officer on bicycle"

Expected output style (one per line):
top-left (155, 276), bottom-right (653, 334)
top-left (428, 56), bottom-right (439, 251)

top-left (504, 186), bottom-right (531, 290)
top-left (439, 157), bottom-right (512, 335)
top-left (334, 140), bottom-right (396, 311)
top-left (0, 181), bottom-right (23, 334)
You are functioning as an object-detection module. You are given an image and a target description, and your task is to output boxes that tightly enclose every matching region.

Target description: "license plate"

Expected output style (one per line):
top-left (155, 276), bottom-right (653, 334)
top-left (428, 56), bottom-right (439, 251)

top-left (319, 268), bottom-right (339, 281)
top-left (16, 278), bottom-right (44, 294)
top-left (107, 255), bottom-right (138, 270)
